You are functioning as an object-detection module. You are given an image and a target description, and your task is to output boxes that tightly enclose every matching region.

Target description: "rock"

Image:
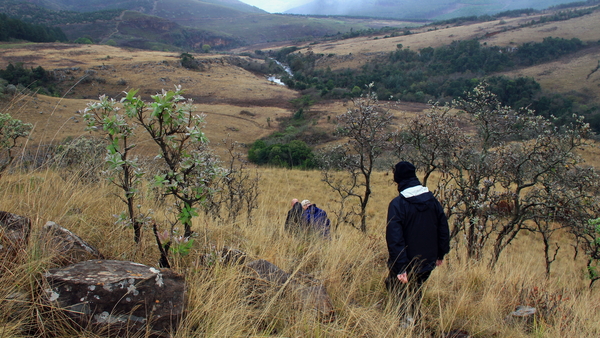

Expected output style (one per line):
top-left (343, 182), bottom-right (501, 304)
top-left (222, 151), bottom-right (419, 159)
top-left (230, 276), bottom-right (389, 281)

top-left (43, 260), bottom-right (185, 337)
top-left (0, 211), bottom-right (31, 255)
top-left (3, 291), bottom-right (31, 321)
top-left (511, 305), bottom-right (536, 317)
top-left (221, 246), bottom-right (247, 265)
top-left (293, 284), bottom-right (335, 322)
top-left (39, 221), bottom-right (103, 265)
top-left (244, 259), bottom-right (335, 322)
top-left (198, 246), bottom-right (248, 267)
top-left (246, 259), bottom-right (290, 284)
top-left (444, 329), bottom-right (471, 338)
top-left (506, 305), bottom-right (537, 326)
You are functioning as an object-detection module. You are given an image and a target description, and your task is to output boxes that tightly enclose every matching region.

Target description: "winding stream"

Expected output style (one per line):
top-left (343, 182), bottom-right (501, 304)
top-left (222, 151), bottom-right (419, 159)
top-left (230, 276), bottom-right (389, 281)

top-left (267, 59), bottom-right (293, 86)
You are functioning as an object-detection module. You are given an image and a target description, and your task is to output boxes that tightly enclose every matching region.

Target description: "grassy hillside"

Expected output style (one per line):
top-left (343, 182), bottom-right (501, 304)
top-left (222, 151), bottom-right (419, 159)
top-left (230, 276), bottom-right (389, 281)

top-left (284, 0), bottom-right (588, 20)
top-left (0, 0), bottom-right (412, 48)
top-left (20, 0), bottom-right (266, 14)
top-left (0, 164), bottom-right (599, 337)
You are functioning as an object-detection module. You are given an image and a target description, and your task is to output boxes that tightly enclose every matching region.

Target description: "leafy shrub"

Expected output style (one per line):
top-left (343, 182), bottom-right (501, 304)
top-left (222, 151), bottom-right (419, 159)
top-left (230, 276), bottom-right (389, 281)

top-left (0, 63), bottom-right (59, 96)
top-left (74, 37), bottom-right (93, 44)
top-left (248, 139), bottom-right (315, 169)
top-left (0, 112), bottom-right (32, 175)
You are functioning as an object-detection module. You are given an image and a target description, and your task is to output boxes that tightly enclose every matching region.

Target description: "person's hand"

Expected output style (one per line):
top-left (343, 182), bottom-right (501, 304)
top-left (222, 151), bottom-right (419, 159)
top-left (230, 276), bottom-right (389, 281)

top-left (397, 272), bottom-right (408, 284)
top-left (436, 259), bottom-right (444, 267)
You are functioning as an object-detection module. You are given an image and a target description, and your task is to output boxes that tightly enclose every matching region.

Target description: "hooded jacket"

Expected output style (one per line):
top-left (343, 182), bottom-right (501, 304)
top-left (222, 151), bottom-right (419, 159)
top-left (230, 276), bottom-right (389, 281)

top-left (386, 183), bottom-right (450, 275)
top-left (302, 204), bottom-right (331, 238)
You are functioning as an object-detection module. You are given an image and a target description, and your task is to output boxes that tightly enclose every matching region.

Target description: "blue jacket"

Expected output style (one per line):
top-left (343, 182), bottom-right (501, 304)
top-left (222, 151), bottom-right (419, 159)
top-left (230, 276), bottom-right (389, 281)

top-left (386, 185), bottom-right (450, 275)
top-left (302, 204), bottom-right (331, 238)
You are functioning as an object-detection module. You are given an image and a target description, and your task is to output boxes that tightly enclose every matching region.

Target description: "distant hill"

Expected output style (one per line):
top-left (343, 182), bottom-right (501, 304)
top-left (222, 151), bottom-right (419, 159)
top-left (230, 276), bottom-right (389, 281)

top-left (13, 0), bottom-right (266, 14)
top-left (285, 0), bottom-right (596, 20)
top-left (0, 0), bottom-right (399, 49)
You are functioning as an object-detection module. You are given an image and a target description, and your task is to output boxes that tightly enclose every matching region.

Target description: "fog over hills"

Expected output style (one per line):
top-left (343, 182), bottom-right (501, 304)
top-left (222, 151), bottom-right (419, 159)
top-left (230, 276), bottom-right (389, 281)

top-left (21, 0), bottom-right (266, 14)
top-left (282, 0), bottom-right (585, 19)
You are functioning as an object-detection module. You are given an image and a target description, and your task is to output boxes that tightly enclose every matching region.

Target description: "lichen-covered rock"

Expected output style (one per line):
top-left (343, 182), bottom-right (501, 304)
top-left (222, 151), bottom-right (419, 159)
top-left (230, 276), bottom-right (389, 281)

top-left (0, 211), bottom-right (31, 253)
top-left (39, 221), bottom-right (103, 265)
top-left (43, 259), bottom-right (185, 337)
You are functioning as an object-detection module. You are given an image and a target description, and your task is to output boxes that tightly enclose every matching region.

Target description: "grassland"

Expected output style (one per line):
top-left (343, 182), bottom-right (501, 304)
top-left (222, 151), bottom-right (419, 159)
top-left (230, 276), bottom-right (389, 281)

top-left (297, 8), bottom-right (600, 70)
top-left (1, 164), bottom-right (599, 337)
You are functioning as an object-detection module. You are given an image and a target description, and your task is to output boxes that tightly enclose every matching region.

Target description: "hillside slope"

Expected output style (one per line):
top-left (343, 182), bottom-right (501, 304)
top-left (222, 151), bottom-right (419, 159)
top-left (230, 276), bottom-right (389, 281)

top-left (285, 0), bottom-right (590, 20)
top-left (17, 0), bottom-right (266, 14)
top-left (303, 7), bottom-right (600, 72)
top-left (0, 0), bottom-right (411, 48)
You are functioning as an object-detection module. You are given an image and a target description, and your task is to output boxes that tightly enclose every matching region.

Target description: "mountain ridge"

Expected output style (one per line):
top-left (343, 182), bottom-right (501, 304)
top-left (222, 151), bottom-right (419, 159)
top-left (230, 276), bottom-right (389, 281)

top-left (284, 0), bottom-right (595, 20)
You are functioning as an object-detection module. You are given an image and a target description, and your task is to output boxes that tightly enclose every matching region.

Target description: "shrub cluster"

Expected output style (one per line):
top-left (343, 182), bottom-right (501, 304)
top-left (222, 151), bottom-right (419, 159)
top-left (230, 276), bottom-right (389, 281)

top-left (0, 63), bottom-right (59, 96)
top-left (248, 139), bottom-right (315, 169)
top-left (0, 13), bottom-right (67, 42)
top-left (272, 37), bottom-right (599, 131)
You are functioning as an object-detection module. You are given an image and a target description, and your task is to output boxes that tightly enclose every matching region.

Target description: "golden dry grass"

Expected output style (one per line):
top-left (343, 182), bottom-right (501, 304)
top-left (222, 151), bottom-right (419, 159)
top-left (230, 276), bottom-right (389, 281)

top-left (501, 45), bottom-right (600, 101)
top-left (304, 9), bottom-right (600, 71)
top-left (1, 165), bottom-right (599, 337)
top-left (0, 43), bottom-right (300, 152)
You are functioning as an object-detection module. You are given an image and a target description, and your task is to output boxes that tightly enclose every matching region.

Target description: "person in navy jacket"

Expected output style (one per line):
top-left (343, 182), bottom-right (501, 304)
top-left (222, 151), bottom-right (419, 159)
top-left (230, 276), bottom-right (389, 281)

top-left (301, 199), bottom-right (331, 238)
top-left (386, 161), bottom-right (450, 325)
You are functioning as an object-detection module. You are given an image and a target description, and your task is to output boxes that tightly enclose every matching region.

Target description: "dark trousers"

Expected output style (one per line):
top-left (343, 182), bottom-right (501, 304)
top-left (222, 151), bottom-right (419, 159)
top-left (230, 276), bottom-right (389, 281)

top-left (385, 270), bottom-right (432, 320)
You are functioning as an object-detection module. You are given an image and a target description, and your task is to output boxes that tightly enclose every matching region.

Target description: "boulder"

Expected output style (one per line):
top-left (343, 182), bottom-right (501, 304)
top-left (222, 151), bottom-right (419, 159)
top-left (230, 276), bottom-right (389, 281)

top-left (0, 211), bottom-right (31, 254)
top-left (246, 259), bottom-right (290, 284)
top-left (244, 259), bottom-right (335, 322)
top-left (293, 284), bottom-right (335, 322)
top-left (39, 221), bottom-right (103, 265)
top-left (43, 259), bottom-right (185, 337)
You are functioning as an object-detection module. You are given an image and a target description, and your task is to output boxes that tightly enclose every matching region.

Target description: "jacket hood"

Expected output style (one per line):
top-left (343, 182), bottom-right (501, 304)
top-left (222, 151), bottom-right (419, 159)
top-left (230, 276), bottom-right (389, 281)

top-left (397, 176), bottom-right (421, 192)
top-left (401, 185), bottom-right (434, 211)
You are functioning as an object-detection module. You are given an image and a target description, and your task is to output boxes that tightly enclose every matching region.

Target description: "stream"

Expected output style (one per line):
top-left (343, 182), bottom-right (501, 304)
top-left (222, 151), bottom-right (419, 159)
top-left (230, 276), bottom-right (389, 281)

top-left (267, 59), bottom-right (292, 86)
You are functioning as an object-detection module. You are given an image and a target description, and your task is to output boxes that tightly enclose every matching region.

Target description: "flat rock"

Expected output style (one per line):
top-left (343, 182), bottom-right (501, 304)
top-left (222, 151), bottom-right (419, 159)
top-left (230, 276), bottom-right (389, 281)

top-left (44, 259), bottom-right (185, 337)
top-left (246, 259), bottom-right (290, 284)
top-left (39, 221), bottom-right (103, 265)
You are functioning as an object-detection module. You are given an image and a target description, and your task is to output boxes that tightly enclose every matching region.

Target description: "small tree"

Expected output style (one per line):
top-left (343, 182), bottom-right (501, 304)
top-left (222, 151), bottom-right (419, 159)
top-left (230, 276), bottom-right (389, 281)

top-left (399, 83), bottom-right (595, 266)
top-left (320, 83), bottom-right (394, 232)
top-left (122, 86), bottom-right (221, 239)
top-left (83, 96), bottom-right (147, 243)
top-left (0, 112), bottom-right (32, 177)
top-left (203, 137), bottom-right (260, 225)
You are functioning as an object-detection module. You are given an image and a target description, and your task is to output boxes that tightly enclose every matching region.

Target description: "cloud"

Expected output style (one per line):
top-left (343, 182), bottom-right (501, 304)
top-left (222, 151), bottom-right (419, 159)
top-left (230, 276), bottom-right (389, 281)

top-left (238, 0), bottom-right (314, 13)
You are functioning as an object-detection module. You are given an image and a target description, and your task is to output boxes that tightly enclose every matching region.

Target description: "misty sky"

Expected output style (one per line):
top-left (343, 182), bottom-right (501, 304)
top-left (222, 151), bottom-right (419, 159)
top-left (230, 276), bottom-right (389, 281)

top-left (238, 0), bottom-right (313, 13)
top-left (239, 0), bottom-right (570, 14)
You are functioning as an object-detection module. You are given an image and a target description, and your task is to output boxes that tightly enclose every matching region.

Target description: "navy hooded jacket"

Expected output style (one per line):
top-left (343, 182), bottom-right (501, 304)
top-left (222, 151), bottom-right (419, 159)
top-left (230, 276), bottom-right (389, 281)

top-left (386, 184), bottom-right (450, 275)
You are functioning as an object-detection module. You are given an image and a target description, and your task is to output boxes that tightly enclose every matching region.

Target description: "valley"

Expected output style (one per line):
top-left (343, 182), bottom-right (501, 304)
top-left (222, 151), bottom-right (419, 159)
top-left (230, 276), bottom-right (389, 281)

top-left (2, 2), bottom-right (600, 338)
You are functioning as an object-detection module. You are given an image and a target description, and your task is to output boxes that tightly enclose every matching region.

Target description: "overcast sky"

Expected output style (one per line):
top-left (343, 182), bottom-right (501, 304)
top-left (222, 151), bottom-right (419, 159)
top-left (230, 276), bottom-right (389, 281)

top-left (238, 0), bottom-right (313, 13)
top-left (239, 0), bottom-right (566, 14)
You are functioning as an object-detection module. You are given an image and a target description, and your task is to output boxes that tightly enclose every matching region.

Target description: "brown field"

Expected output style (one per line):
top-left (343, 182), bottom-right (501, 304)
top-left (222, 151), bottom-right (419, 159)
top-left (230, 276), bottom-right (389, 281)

top-left (304, 9), bottom-right (600, 70)
top-left (0, 44), bottom-right (297, 151)
top-left (501, 44), bottom-right (600, 99)
top-left (0, 43), bottom-right (430, 156)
